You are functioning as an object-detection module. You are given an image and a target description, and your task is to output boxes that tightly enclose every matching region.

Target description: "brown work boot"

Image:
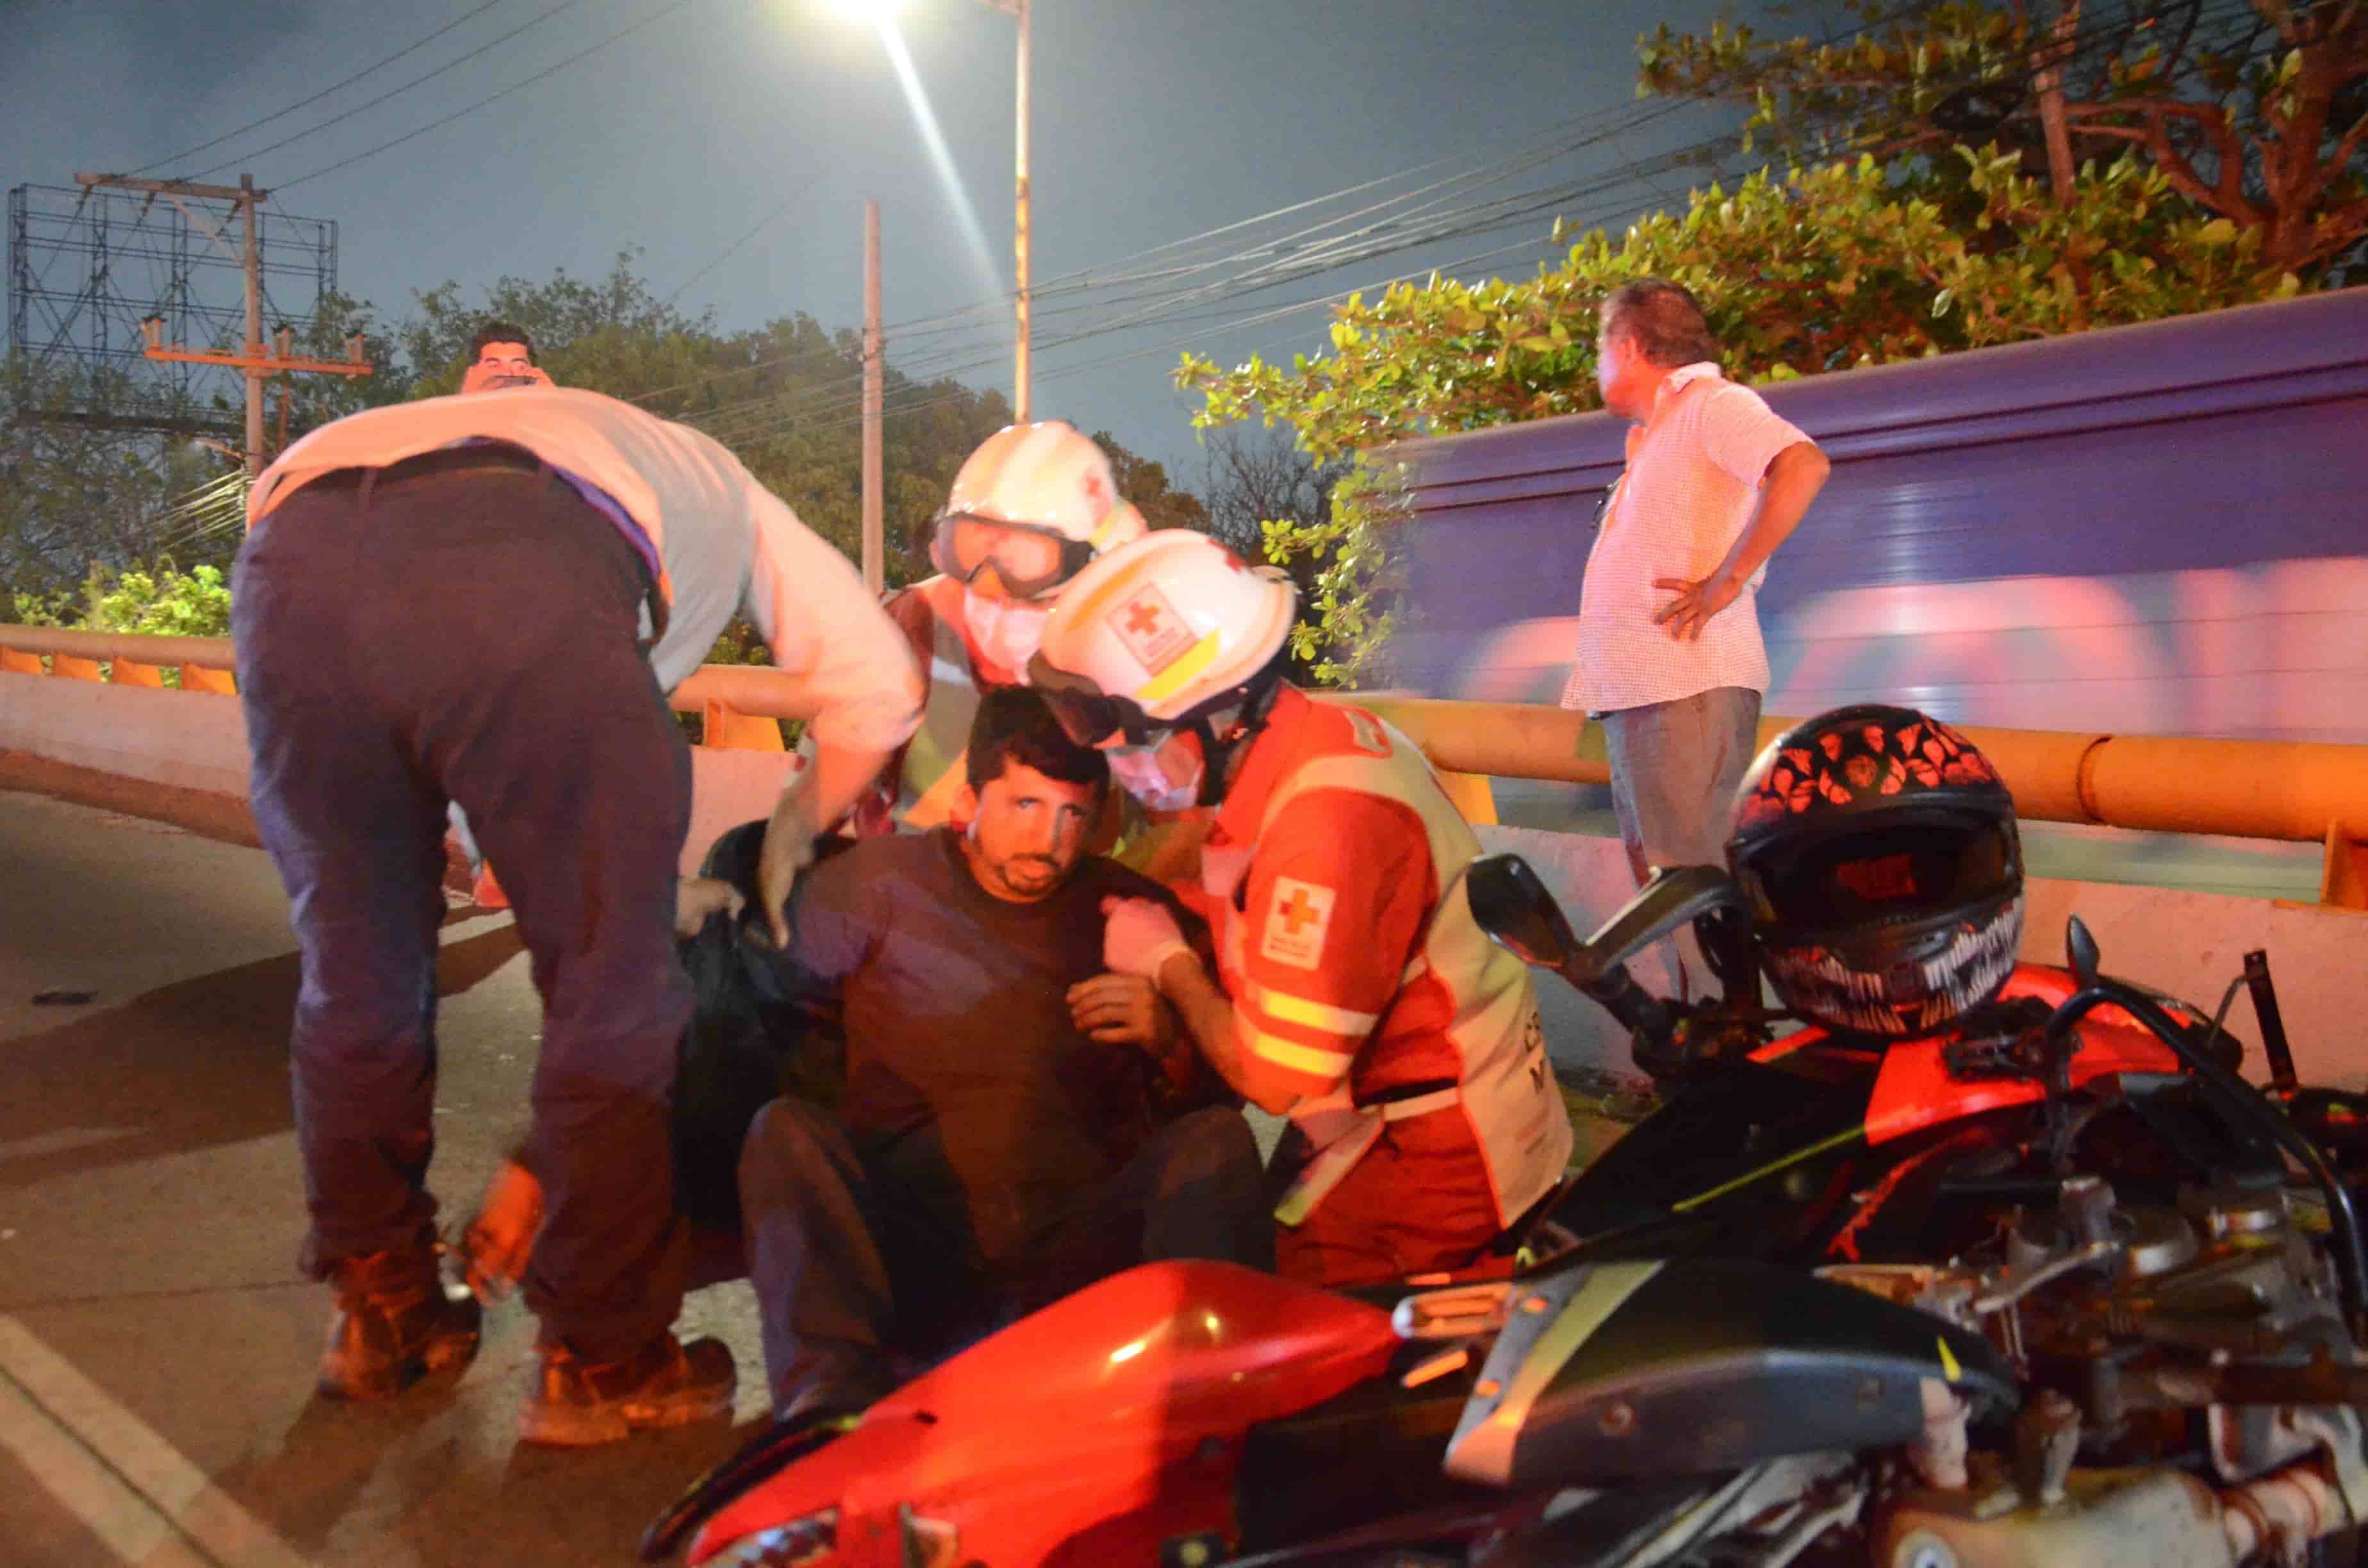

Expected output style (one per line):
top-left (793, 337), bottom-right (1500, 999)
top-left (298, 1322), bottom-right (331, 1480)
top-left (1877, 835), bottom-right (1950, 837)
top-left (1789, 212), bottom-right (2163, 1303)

top-left (519, 1333), bottom-right (736, 1448)
top-left (317, 1247), bottom-right (483, 1401)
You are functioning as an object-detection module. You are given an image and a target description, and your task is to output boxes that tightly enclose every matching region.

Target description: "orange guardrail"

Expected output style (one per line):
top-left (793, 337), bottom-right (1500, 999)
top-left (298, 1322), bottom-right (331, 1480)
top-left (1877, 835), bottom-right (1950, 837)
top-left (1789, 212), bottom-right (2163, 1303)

top-left (4, 623), bottom-right (2362, 903)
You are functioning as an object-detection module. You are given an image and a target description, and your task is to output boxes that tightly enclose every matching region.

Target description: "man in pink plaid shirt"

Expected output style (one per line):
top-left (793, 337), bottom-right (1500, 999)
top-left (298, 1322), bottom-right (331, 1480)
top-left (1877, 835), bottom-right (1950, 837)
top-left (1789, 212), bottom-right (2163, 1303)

top-left (1562, 281), bottom-right (1831, 1032)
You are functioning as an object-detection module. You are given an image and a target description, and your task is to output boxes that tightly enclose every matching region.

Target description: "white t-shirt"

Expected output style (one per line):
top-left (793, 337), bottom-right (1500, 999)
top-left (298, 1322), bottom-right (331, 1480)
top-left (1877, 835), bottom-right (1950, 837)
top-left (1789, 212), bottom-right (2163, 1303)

top-left (1561, 363), bottom-right (1811, 714)
top-left (249, 386), bottom-right (923, 756)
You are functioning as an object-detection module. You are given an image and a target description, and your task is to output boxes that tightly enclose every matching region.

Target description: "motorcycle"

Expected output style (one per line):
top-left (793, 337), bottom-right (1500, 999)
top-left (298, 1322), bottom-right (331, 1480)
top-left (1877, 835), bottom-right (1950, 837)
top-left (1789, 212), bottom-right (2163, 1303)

top-left (645, 854), bottom-right (2368, 1567)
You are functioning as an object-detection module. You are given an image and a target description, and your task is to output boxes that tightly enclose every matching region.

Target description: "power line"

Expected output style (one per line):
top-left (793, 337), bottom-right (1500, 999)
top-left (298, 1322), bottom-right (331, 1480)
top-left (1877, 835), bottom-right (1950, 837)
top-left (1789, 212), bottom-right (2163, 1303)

top-left (646, 0), bottom-right (1962, 420)
top-left (685, 110), bottom-right (1720, 436)
top-left (185, 0), bottom-right (607, 183)
top-left (133, 0), bottom-right (516, 175)
top-left (272, 0), bottom-right (725, 191)
top-left (703, 186), bottom-right (1680, 451)
top-left (626, 96), bottom-right (1692, 409)
top-left (687, 122), bottom-right (1740, 443)
top-left (664, 172), bottom-right (830, 306)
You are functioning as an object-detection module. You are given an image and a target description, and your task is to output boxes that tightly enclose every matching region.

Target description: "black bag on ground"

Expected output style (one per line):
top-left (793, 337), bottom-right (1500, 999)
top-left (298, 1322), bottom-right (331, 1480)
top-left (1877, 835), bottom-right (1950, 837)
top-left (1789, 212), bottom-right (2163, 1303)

top-left (670, 819), bottom-right (848, 1232)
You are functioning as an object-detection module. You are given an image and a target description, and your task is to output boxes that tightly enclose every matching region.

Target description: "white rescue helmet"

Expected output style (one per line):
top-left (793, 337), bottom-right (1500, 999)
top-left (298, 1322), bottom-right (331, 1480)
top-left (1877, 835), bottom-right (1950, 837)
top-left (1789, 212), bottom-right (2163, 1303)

top-left (1029, 530), bottom-right (1297, 742)
top-left (932, 421), bottom-right (1147, 601)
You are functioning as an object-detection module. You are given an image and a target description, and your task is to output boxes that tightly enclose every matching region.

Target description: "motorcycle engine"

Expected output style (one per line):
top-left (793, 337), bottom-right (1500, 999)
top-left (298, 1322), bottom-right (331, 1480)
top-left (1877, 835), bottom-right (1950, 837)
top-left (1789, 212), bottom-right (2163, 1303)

top-left (1807, 1176), bottom-right (2368, 1568)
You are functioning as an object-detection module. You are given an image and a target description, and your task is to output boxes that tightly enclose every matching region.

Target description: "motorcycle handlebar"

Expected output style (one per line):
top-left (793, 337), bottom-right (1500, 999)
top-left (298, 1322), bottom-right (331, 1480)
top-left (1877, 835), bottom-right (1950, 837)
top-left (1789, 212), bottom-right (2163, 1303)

top-left (1572, 963), bottom-right (1681, 1050)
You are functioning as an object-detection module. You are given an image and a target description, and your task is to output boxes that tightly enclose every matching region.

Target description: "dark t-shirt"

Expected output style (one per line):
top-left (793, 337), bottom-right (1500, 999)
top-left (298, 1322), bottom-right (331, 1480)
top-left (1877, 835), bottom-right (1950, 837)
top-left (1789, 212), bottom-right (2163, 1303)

top-left (777, 827), bottom-right (1199, 1264)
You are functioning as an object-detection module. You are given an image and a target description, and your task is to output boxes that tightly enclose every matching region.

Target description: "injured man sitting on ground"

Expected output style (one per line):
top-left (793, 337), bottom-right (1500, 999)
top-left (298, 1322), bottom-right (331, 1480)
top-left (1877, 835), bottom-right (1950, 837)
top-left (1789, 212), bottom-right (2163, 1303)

top-left (457, 686), bottom-right (1273, 1421)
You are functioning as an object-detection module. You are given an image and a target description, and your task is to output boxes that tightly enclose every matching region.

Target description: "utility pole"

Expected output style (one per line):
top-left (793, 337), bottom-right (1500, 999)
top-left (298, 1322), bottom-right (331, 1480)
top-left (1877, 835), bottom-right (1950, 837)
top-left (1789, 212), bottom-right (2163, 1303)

top-left (74, 171), bottom-right (372, 474)
top-left (2033, 0), bottom-right (2082, 200)
top-left (241, 174), bottom-right (263, 477)
top-left (862, 199), bottom-right (885, 596)
top-left (1008, 0), bottom-right (1028, 421)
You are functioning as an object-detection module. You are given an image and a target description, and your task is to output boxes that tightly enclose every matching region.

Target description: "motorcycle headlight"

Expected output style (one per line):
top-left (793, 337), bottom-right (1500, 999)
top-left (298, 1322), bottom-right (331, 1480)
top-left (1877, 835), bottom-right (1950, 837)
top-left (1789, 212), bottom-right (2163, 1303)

top-left (703, 1508), bottom-right (837, 1567)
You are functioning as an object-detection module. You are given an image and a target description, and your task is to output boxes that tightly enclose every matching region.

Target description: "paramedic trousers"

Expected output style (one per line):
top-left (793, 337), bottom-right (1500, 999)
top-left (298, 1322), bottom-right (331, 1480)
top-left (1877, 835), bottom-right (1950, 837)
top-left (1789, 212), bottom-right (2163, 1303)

top-left (233, 450), bottom-right (691, 1361)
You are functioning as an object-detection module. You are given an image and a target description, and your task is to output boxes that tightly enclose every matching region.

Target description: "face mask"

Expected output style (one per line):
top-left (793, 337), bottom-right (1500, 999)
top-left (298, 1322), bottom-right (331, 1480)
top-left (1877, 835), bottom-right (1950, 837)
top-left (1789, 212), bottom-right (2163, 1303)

top-left (960, 591), bottom-right (1052, 677)
top-left (1105, 731), bottom-right (1205, 813)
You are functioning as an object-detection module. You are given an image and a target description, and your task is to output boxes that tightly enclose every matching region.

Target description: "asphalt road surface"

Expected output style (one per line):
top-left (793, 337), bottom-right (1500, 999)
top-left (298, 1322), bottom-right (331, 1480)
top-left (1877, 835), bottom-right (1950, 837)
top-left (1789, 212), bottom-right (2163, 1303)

top-left (0, 787), bottom-right (773, 1567)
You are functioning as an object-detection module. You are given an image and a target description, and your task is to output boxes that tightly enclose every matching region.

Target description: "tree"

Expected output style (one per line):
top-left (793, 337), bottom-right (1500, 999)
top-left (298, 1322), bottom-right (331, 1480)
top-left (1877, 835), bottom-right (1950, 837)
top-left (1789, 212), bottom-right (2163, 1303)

top-left (5, 251), bottom-right (1203, 637)
top-left (1092, 432), bottom-right (1210, 535)
top-left (1196, 423), bottom-right (1347, 557)
top-left (1640, 0), bottom-right (2368, 275)
top-left (399, 250), bottom-right (716, 401)
top-left (1, 359), bottom-right (218, 601)
top-left (1176, 145), bottom-right (2307, 682)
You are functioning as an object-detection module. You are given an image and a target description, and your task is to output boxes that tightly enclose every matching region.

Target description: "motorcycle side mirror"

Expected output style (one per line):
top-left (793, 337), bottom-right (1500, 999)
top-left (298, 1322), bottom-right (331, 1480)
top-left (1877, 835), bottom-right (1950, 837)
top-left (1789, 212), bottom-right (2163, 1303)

top-left (1468, 854), bottom-right (1584, 971)
top-left (2066, 915), bottom-right (2101, 990)
top-left (1570, 865), bottom-right (1750, 986)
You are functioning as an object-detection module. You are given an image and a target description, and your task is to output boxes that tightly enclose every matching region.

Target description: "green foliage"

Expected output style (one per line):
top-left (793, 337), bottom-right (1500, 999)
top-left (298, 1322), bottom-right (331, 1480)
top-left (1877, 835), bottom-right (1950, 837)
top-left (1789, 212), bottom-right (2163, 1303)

top-left (702, 617), bottom-right (773, 667)
top-left (8, 557), bottom-right (231, 687)
top-left (9, 587), bottom-right (72, 627)
top-left (400, 250), bottom-right (715, 402)
top-left (1638, 0), bottom-right (2368, 276)
top-left (13, 557), bottom-right (232, 636)
top-left (1, 357), bottom-right (231, 602)
top-left (81, 560), bottom-right (233, 638)
top-left (1178, 145), bottom-right (2313, 679)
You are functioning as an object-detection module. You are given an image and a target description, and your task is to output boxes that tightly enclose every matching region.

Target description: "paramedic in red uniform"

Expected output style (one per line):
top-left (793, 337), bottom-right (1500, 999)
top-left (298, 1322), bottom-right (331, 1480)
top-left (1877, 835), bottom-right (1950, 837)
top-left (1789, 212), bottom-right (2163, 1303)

top-left (849, 420), bottom-right (1146, 835)
top-left (1029, 531), bottom-right (1574, 1286)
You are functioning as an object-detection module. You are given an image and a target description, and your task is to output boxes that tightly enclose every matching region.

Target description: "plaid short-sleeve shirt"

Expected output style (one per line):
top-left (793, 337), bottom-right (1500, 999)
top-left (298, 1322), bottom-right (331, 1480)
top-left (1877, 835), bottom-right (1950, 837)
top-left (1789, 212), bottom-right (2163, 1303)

top-left (1561, 363), bottom-right (1811, 715)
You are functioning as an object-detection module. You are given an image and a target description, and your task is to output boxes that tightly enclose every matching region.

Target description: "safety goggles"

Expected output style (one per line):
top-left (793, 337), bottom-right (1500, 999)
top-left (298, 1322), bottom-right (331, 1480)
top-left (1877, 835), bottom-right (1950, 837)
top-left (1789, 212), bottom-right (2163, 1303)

top-left (1026, 655), bottom-right (1164, 746)
top-left (929, 512), bottom-right (1099, 601)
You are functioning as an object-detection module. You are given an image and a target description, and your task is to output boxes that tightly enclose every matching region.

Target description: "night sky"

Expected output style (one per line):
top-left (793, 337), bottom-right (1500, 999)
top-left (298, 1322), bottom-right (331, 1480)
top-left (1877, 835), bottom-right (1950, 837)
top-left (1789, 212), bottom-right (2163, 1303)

top-left (6, 0), bottom-right (1772, 476)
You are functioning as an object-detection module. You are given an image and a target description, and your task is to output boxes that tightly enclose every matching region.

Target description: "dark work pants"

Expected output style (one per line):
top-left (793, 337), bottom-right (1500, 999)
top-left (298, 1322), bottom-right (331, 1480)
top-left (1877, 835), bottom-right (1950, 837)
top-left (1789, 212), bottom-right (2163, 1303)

top-left (234, 459), bottom-right (692, 1361)
top-left (737, 1097), bottom-right (1272, 1417)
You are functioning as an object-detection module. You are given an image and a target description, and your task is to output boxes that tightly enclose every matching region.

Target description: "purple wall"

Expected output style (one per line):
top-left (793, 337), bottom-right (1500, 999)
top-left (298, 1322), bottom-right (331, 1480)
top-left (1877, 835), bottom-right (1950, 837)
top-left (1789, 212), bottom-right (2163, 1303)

top-left (1391, 289), bottom-right (2368, 742)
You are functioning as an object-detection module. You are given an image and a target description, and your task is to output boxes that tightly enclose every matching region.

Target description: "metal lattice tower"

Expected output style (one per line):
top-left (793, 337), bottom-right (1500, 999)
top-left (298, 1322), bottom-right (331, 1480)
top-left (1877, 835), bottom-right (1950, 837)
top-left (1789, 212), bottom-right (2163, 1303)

top-left (8, 180), bottom-right (339, 439)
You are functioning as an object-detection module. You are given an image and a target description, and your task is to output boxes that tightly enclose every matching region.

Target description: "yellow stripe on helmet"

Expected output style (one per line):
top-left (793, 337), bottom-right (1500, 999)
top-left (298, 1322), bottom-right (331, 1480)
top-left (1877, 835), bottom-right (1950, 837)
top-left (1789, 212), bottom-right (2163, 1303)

top-left (1135, 630), bottom-right (1224, 708)
top-left (1086, 500), bottom-right (1143, 550)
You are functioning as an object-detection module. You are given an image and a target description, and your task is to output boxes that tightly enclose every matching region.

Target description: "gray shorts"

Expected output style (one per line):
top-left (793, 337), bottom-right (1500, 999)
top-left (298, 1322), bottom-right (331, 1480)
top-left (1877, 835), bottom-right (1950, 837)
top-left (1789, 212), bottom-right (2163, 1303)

top-left (1598, 685), bottom-right (1763, 885)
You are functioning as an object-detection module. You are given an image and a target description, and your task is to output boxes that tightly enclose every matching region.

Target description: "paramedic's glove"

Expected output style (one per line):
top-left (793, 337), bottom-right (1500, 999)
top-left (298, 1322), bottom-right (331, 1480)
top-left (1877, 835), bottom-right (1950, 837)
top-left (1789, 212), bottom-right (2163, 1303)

top-left (758, 781), bottom-right (824, 949)
top-left (452, 1153), bottom-right (544, 1305)
top-left (675, 876), bottom-right (743, 939)
top-left (1101, 896), bottom-right (1193, 983)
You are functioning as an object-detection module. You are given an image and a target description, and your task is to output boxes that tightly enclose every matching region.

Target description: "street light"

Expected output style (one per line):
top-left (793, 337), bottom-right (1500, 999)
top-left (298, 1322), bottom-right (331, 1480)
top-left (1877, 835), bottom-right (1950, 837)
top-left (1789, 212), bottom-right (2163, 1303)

top-left (835, 0), bottom-right (1032, 421)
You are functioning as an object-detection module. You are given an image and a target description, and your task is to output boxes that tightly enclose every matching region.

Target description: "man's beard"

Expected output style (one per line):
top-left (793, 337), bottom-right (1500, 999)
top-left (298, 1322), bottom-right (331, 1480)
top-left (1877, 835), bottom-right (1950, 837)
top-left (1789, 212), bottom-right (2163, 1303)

top-left (996, 854), bottom-right (1062, 894)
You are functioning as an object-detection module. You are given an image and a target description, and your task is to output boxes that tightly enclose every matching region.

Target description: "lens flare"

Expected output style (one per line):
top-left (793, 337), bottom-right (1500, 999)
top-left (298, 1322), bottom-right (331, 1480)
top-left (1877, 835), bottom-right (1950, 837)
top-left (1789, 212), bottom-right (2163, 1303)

top-left (870, 15), bottom-right (1007, 306)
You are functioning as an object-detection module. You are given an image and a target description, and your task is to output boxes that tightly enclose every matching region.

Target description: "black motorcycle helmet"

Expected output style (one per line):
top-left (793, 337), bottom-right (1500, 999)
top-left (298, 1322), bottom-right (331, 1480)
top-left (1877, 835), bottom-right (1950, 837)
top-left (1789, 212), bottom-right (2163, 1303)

top-left (1726, 704), bottom-right (2024, 1039)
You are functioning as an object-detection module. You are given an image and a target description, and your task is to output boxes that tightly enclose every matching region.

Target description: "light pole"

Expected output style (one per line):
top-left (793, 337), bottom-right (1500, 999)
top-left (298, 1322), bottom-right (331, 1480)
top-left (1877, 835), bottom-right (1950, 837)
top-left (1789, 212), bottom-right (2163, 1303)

top-left (838, 0), bottom-right (1032, 421)
top-left (980, 0), bottom-right (1030, 422)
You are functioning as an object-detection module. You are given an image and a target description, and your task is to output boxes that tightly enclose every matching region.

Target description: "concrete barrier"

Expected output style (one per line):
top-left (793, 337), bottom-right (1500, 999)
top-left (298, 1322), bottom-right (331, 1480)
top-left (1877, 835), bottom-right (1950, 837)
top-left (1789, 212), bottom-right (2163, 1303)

top-left (6, 664), bottom-right (2360, 1084)
top-left (0, 670), bottom-right (251, 799)
top-left (0, 666), bottom-right (799, 877)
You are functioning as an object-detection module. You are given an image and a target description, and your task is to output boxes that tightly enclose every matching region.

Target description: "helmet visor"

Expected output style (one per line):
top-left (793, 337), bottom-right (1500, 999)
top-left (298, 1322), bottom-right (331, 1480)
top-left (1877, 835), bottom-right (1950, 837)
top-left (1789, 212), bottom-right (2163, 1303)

top-left (929, 513), bottom-right (1097, 600)
top-left (1741, 818), bottom-right (2019, 938)
top-left (1025, 653), bottom-right (1163, 746)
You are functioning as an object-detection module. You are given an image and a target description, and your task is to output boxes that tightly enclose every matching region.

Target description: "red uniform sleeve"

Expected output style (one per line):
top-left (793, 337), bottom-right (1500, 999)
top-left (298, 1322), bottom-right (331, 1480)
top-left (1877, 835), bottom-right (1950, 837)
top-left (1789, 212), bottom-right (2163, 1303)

top-left (1231, 789), bottom-right (1435, 1099)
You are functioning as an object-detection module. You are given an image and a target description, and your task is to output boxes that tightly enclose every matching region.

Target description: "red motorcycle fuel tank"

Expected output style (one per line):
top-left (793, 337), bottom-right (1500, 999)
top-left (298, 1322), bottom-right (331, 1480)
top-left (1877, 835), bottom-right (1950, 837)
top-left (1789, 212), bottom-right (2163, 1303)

top-left (689, 1259), bottom-right (1402, 1567)
top-left (1860, 965), bottom-right (2188, 1144)
top-left (1752, 965), bottom-right (2189, 1145)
